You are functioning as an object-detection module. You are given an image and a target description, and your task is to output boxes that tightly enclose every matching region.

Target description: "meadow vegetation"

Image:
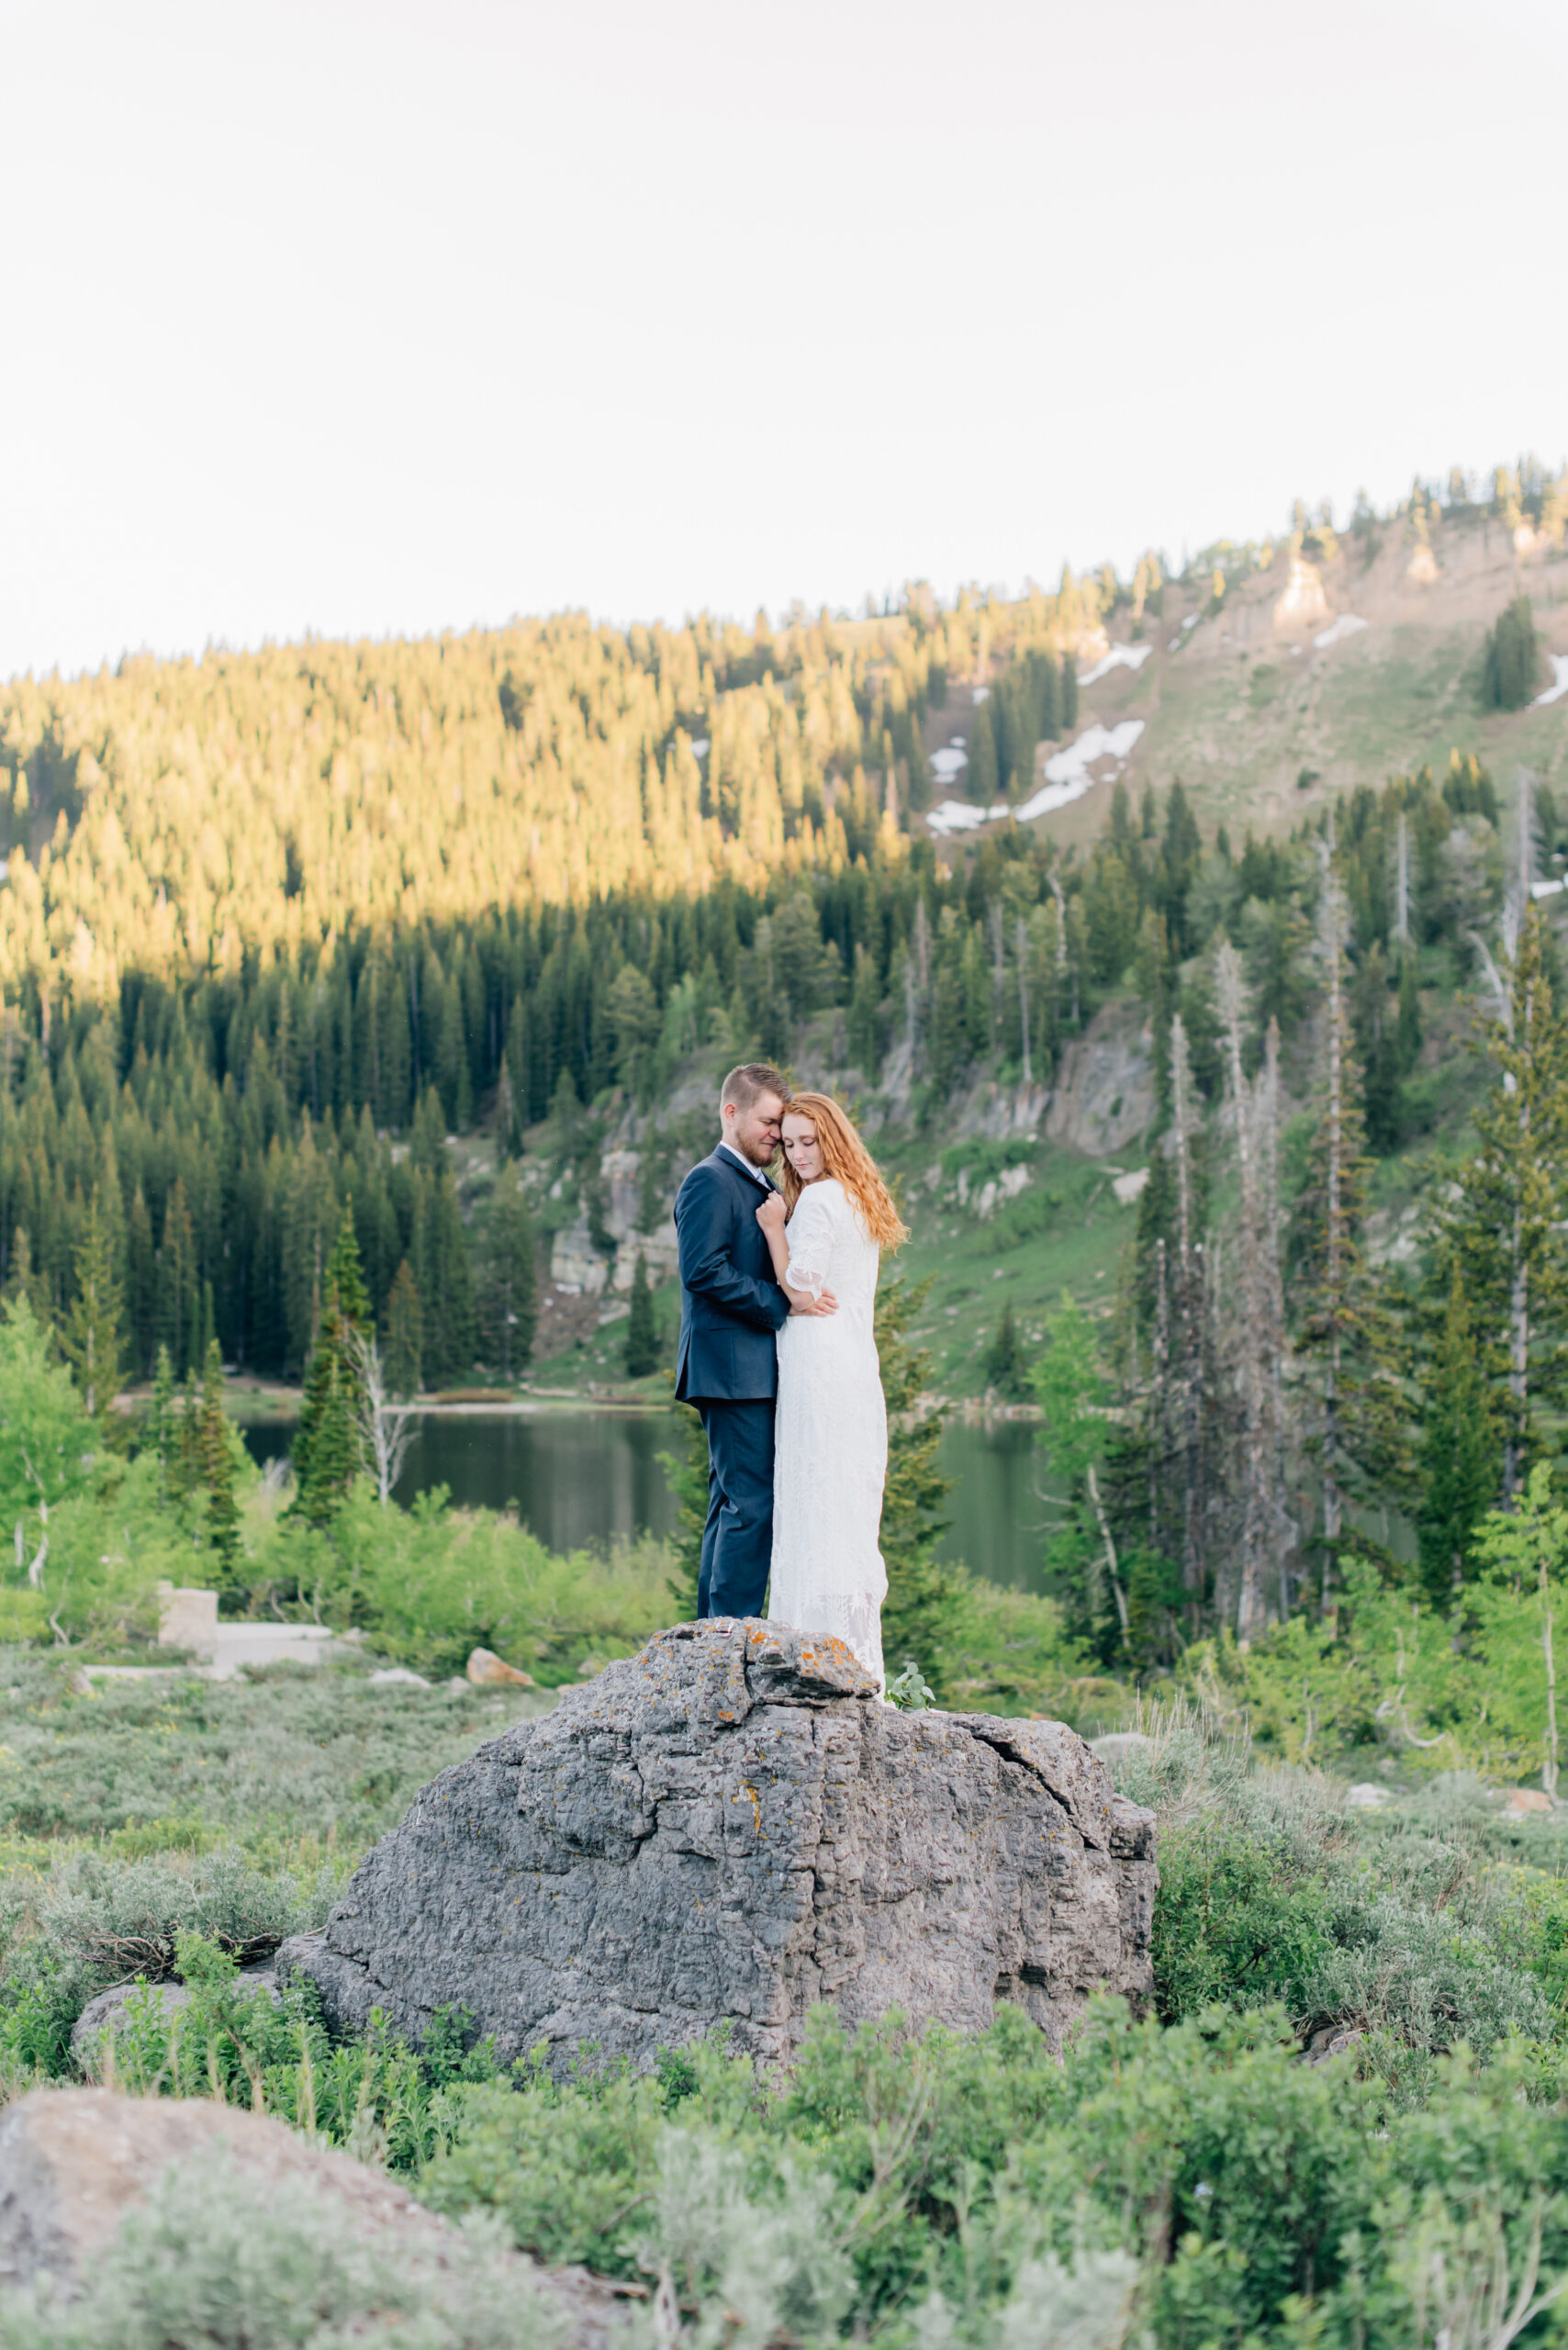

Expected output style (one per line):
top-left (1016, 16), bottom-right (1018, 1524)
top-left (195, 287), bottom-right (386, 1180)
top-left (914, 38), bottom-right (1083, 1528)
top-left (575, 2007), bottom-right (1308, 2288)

top-left (3, 467), bottom-right (1568, 2340)
top-left (6, 1683), bottom-right (1568, 2345)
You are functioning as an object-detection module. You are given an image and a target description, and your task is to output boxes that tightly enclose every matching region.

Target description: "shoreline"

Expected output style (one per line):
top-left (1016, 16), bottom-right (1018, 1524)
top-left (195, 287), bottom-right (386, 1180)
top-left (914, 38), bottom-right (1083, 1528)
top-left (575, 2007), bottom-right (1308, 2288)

top-left (117, 1382), bottom-right (1041, 1428)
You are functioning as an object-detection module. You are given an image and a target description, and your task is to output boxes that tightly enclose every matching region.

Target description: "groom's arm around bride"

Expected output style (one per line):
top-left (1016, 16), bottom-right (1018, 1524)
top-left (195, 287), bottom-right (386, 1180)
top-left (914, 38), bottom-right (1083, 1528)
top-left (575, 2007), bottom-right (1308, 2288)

top-left (673, 1062), bottom-right (834, 1623)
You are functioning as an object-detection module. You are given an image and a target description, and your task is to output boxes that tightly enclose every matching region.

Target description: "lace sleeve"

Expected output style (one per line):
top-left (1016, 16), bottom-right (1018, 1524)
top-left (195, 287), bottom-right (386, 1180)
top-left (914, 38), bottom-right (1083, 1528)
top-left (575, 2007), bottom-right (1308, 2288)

top-left (783, 1181), bottom-right (842, 1301)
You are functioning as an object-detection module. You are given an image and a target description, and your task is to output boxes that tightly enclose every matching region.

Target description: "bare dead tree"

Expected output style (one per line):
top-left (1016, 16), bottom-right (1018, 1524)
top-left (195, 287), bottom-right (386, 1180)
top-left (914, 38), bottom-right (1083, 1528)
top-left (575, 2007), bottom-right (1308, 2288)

top-left (989, 899), bottom-right (1005, 1052)
top-left (1170, 1014), bottom-right (1207, 1615)
top-left (1015, 913), bottom-right (1033, 1088)
top-left (1394, 810), bottom-right (1413, 948)
top-left (1215, 942), bottom-right (1287, 1644)
top-left (349, 1327), bottom-right (419, 1507)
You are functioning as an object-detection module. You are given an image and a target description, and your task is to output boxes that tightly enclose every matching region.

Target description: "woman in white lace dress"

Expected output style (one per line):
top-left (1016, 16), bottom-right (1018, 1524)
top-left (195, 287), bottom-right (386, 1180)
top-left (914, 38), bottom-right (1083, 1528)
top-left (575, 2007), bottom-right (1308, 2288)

top-left (754, 1092), bottom-right (908, 1692)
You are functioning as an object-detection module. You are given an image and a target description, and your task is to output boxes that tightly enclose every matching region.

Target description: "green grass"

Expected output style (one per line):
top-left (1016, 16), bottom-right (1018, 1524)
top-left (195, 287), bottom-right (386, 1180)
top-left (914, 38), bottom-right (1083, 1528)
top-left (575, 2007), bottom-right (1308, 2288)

top-left (880, 1131), bottom-right (1129, 1396)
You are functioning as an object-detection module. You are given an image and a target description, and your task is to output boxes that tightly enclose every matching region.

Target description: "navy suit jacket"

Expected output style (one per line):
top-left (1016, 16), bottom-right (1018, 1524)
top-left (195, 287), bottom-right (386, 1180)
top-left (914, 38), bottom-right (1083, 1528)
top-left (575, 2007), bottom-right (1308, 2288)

top-left (673, 1147), bottom-right (790, 1402)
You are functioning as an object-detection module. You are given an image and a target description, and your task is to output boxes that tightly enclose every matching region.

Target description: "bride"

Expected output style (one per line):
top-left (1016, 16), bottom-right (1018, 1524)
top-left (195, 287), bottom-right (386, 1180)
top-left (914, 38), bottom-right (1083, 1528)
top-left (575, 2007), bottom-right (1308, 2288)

top-left (755, 1092), bottom-right (908, 1692)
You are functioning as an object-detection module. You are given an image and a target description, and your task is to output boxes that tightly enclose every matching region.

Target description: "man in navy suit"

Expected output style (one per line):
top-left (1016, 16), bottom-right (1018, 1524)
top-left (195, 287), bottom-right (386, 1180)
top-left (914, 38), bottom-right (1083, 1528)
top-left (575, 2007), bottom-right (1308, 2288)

top-left (674, 1062), bottom-right (836, 1620)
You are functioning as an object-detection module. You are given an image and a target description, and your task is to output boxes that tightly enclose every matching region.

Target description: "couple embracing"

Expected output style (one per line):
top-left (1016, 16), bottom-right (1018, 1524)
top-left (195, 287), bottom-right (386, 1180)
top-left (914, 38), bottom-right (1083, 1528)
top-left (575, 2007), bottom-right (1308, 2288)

top-left (673, 1063), bottom-right (908, 1694)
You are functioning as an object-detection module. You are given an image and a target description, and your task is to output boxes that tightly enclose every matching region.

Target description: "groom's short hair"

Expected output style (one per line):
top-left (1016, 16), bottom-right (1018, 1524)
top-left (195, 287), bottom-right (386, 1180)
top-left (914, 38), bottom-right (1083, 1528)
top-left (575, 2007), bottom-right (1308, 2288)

top-left (720, 1063), bottom-right (790, 1116)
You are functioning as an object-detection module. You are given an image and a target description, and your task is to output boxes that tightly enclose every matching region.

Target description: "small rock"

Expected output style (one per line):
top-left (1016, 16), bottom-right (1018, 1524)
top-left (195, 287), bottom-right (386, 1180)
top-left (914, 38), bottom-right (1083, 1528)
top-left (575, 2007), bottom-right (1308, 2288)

top-left (368, 1667), bottom-right (431, 1687)
top-left (465, 1646), bottom-right (535, 1687)
top-left (1504, 1787), bottom-right (1554, 1816)
top-left (1345, 1783), bottom-right (1393, 1810)
top-left (71, 1969), bottom-right (282, 2073)
top-left (1300, 2022), bottom-right (1365, 2066)
top-left (71, 1981), bottom-right (192, 2071)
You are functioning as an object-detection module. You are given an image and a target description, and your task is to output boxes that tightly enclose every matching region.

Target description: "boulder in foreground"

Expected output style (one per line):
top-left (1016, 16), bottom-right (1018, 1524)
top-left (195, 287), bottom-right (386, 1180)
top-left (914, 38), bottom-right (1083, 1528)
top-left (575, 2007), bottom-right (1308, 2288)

top-left (281, 1619), bottom-right (1156, 2072)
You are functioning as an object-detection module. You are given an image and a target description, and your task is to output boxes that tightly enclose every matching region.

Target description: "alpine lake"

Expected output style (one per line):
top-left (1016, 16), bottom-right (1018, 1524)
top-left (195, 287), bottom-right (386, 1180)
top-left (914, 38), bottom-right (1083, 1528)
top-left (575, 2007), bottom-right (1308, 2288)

top-left (241, 1408), bottom-right (1045, 1593)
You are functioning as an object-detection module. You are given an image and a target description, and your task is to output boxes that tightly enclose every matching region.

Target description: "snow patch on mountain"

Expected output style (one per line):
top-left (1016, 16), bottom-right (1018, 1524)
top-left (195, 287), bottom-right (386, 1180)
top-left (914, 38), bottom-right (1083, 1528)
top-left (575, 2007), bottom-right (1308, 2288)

top-left (1080, 643), bottom-right (1154, 687)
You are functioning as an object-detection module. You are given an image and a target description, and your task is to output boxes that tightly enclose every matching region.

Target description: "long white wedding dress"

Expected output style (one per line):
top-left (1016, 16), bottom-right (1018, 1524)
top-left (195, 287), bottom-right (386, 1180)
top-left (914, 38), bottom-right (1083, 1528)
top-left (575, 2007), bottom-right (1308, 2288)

top-left (768, 1177), bottom-right (888, 1693)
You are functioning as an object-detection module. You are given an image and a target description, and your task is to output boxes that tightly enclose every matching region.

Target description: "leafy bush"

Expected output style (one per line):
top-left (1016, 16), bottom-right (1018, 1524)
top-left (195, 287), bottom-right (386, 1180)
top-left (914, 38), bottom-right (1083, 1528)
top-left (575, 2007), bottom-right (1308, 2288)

top-left (251, 1491), bottom-right (674, 1681)
top-left (82, 1938), bottom-right (504, 2170)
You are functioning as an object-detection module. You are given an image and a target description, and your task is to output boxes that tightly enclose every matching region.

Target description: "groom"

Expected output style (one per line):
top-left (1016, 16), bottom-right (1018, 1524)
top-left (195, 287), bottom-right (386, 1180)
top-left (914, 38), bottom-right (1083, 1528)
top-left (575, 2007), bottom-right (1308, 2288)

top-left (674, 1062), bottom-right (835, 1620)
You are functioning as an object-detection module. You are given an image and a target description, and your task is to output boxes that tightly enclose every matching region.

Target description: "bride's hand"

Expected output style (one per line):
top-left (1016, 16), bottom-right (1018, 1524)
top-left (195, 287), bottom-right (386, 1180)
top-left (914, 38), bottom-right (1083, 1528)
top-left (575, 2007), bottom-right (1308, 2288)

top-left (788, 1286), bottom-right (837, 1316)
top-left (756, 1192), bottom-right (788, 1237)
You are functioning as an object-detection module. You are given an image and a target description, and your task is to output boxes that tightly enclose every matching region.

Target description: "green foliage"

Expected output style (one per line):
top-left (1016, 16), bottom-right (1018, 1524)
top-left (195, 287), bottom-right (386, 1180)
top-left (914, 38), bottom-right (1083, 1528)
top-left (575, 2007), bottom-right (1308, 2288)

top-left (1031, 1292), bottom-right (1126, 1648)
top-left (475, 1163), bottom-right (536, 1381)
top-left (383, 1259), bottom-right (423, 1398)
top-left (59, 1187), bottom-right (126, 1422)
top-left (1415, 1259), bottom-right (1500, 1601)
top-left (1482, 592), bottom-right (1539, 709)
top-left (655, 1385), bottom-right (708, 1621)
top-left (982, 1297), bottom-right (1028, 1397)
top-left (0, 1650), bottom-right (539, 1844)
top-left (873, 1275), bottom-right (961, 1695)
top-left (622, 1253), bottom-right (658, 1378)
top-left (0, 1293), bottom-right (93, 1562)
top-left (292, 1205), bottom-right (372, 1528)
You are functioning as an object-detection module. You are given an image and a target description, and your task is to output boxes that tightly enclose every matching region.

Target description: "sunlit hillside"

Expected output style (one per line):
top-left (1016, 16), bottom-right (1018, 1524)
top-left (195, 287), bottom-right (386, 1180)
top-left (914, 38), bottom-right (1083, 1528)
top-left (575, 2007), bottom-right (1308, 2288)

top-left (3, 464), bottom-right (1564, 1004)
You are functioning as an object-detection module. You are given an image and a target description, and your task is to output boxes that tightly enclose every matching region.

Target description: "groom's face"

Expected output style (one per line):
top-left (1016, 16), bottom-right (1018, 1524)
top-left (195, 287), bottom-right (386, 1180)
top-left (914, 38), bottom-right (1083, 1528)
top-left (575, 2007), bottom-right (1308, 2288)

top-left (726, 1091), bottom-right (786, 1168)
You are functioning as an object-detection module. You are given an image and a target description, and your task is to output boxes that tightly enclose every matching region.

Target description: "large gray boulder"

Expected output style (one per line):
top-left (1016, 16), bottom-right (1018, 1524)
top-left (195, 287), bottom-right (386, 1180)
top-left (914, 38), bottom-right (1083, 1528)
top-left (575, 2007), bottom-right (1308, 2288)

top-left (280, 1619), bottom-right (1157, 2073)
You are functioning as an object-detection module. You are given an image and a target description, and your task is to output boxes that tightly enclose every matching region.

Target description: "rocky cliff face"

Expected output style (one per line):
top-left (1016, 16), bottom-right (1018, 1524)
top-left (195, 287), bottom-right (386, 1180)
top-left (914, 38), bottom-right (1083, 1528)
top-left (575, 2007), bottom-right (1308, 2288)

top-left (280, 1620), bottom-right (1157, 2073)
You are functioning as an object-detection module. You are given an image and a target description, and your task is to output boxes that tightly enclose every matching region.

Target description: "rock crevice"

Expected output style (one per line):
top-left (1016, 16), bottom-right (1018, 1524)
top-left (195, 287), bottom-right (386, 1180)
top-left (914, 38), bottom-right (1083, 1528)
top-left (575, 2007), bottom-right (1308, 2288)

top-left (281, 1620), bottom-right (1156, 2071)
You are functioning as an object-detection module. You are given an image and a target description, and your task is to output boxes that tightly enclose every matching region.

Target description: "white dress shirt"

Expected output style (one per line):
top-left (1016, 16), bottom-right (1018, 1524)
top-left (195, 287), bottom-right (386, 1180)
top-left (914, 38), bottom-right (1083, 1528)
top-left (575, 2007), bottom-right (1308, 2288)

top-left (720, 1140), bottom-right (773, 1191)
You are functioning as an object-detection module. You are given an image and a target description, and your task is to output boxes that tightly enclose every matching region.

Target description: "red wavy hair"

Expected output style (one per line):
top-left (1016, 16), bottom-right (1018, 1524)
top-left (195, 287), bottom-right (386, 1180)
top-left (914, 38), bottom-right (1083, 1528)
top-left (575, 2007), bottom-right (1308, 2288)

top-left (778, 1092), bottom-right (909, 1249)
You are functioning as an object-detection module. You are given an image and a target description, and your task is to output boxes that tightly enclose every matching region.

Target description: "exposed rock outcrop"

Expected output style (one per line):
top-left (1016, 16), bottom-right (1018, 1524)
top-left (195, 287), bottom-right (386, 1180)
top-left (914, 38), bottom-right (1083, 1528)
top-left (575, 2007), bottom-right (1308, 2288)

top-left (280, 1620), bottom-right (1156, 2074)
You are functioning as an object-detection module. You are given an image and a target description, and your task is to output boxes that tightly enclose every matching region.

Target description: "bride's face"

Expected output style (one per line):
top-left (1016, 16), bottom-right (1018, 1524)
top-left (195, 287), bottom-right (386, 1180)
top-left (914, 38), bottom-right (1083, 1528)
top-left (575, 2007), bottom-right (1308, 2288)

top-left (781, 1114), bottom-right (823, 1183)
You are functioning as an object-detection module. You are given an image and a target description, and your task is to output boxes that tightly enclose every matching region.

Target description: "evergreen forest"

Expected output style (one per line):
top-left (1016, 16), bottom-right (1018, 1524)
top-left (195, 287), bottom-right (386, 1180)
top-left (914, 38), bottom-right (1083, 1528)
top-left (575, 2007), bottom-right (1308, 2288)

top-left (6, 463), bottom-right (1568, 2348)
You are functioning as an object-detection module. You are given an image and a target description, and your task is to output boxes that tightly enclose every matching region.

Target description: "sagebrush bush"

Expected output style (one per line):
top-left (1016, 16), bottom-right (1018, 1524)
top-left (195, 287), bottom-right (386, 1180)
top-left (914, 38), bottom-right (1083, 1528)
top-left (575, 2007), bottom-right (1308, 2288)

top-left (0, 2153), bottom-right (565, 2350)
top-left (0, 1657), bottom-right (533, 1844)
top-left (1107, 1699), bottom-right (1568, 2089)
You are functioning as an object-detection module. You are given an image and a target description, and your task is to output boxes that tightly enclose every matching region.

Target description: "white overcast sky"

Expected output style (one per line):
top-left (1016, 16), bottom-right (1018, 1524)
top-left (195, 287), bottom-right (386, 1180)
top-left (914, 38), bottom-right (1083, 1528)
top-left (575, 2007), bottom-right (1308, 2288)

top-left (3, 0), bottom-right (1565, 680)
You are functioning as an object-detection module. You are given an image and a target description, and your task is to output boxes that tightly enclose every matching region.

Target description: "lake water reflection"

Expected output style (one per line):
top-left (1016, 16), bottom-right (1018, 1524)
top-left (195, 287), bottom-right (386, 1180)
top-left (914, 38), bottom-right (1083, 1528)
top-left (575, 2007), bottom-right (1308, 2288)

top-left (242, 1409), bottom-right (1046, 1592)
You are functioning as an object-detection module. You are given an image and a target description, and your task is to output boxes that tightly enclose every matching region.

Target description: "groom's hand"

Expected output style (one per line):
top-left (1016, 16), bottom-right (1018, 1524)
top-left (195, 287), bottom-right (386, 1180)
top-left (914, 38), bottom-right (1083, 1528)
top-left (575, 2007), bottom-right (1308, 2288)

top-left (788, 1288), bottom-right (838, 1316)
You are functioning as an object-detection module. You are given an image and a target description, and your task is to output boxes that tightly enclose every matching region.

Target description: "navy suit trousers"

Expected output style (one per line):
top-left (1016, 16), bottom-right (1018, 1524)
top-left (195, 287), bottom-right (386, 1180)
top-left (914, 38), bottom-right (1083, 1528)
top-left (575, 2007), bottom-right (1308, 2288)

top-left (695, 1397), bottom-right (775, 1621)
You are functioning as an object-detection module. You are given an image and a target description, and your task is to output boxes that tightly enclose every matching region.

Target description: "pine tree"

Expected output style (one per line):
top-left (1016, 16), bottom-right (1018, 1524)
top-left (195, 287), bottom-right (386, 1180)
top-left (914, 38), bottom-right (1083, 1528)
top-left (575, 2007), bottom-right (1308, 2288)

top-left (158, 1179), bottom-right (196, 1377)
top-left (421, 1168), bottom-right (477, 1384)
top-left (1436, 907), bottom-right (1568, 1502)
top-left (60, 1189), bottom-right (126, 1420)
top-left (1416, 1261), bottom-right (1500, 1603)
top-left (385, 1259), bottom-right (423, 1398)
top-left (1293, 862), bottom-right (1402, 1613)
top-left (3, 1229), bottom-right (52, 1326)
top-left (655, 1391), bottom-right (709, 1621)
top-left (1482, 594), bottom-right (1539, 710)
top-left (196, 1337), bottom-right (241, 1571)
top-left (623, 1254), bottom-right (658, 1378)
top-left (984, 1299), bottom-right (1027, 1398)
top-left (143, 1343), bottom-right (176, 1491)
top-left (876, 1276), bottom-right (963, 1696)
top-left (1215, 944), bottom-right (1292, 1639)
top-left (291, 1204), bottom-right (372, 1526)
top-left (476, 1163), bottom-right (537, 1381)
top-left (128, 1185), bottom-right (156, 1377)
